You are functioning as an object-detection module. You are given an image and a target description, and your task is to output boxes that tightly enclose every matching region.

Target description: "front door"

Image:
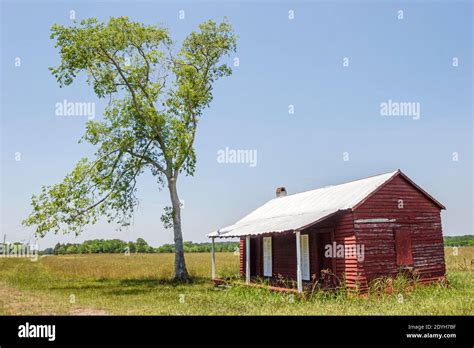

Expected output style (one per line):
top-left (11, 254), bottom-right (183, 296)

top-left (317, 232), bottom-right (333, 275)
top-left (250, 238), bottom-right (260, 276)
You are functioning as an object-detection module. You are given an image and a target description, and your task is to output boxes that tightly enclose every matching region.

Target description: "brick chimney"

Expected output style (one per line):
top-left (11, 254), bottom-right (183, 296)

top-left (276, 187), bottom-right (287, 198)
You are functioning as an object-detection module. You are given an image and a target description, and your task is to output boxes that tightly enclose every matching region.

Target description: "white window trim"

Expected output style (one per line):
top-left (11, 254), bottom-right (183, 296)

top-left (300, 234), bottom-right (310, 281)
top-left (263, 236), bottom-right (272, 277)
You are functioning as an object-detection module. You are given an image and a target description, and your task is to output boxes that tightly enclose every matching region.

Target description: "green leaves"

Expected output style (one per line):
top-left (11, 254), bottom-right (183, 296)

top-left (22, 150), bottom-right (144, 236)
top-left (160, 206), bottom-right (174, 230)
top-left (24, 17), bottom-right (237, 236)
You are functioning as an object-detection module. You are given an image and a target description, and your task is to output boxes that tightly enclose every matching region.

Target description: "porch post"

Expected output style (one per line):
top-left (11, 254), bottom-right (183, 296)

top-left (295, 230), bottom-right (303, 293)
top-left (211, 237), bottom-right (216, 280)
top-left (246, 235), bottom-right (251, 284)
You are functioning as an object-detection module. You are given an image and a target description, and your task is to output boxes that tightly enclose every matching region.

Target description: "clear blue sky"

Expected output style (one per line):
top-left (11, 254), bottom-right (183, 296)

top-left (1, 0), bottom-right (472, 248)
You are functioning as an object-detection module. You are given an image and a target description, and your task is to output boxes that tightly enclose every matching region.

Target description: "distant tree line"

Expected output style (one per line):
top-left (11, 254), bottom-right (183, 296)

top-left (156, 241), bottom-right (238, 253)
top-left (46, 238), bottom-right (238, 255)
top-left (443, 235), bottom-right (474, 247)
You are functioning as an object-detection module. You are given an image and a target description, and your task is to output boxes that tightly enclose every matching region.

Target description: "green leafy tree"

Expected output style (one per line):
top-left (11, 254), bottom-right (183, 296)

top-left (127, 241), bottom-right (137, 253)
top-left (156, 243), bottom-right (174, 253)
top-left (65, 244), bottom-right (79, 254)
top-left (135, 237), bottom-right (149, 253)
top-left (22, 17), bottom-right (237, 281)
top-left (54, 243), bottom-right (66, 255)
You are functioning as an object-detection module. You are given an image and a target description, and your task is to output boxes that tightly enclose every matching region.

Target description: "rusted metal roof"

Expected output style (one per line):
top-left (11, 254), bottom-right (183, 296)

top-left (207, 170), bottom-right (444, 238)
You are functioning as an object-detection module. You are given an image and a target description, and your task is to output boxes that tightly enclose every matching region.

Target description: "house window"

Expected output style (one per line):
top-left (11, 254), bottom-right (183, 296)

top-left (263, 236), bottom-right (272, 277)
top-left (394, 227), bottom-right (414, 267)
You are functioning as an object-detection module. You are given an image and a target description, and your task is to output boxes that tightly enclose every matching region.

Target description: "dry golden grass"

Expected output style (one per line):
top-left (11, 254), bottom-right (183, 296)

top-left (0, 247), bottom-right (472, 315)
top-left (40, 252), bottom-right (239, 280)
top-left (444, 245), bottom-right (474, 272)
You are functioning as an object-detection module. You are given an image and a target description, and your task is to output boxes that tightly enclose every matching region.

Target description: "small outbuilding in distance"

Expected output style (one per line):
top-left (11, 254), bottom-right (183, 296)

top-left (207, 170), bottom-right (446, 293)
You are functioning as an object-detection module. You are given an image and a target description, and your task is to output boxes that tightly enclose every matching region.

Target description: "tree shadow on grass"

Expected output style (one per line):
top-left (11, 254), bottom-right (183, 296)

top-left (46, 283), bottom-right (111, 291)
top-left (103, 277), bottom-right (211, 296)
top-left (46, 276), bottom-right (209, 294)
top-left (118, 276), bottom-right (208, 287)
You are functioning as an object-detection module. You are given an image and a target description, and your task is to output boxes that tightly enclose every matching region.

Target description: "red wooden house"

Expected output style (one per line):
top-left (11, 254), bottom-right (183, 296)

top-left (208, 170), bottom-right (446, 292)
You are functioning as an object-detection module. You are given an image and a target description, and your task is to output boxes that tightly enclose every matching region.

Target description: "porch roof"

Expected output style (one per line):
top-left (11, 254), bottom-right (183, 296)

top-left (207, 170), bottom-right (399, 238)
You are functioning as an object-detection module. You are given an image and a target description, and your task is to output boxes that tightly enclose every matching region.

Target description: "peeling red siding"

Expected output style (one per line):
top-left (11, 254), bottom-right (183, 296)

top-left (353, 174), bottom-right (446, 290)
top-left (332, 212), bottom-right (359, 288)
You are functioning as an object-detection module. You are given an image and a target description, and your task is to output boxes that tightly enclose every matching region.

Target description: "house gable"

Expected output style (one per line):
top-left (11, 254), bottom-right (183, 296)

top-left (353, 170), bottom-right (445, 212)
top-left (352, 172), bottom-right (446, 289)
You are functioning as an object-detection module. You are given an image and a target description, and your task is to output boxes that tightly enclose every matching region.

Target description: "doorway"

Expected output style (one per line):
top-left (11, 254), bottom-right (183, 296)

top-left (394, 227), bottom-right (414, 267)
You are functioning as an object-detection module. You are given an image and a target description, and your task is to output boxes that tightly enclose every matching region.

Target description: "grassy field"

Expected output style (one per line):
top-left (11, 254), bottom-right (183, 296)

top-left (0, 247), bottom-right (473, 315)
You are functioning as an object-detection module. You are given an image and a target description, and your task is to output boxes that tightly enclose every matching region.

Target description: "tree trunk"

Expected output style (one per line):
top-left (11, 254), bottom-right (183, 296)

top-left (168, 176), bottom-right (189, 282)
